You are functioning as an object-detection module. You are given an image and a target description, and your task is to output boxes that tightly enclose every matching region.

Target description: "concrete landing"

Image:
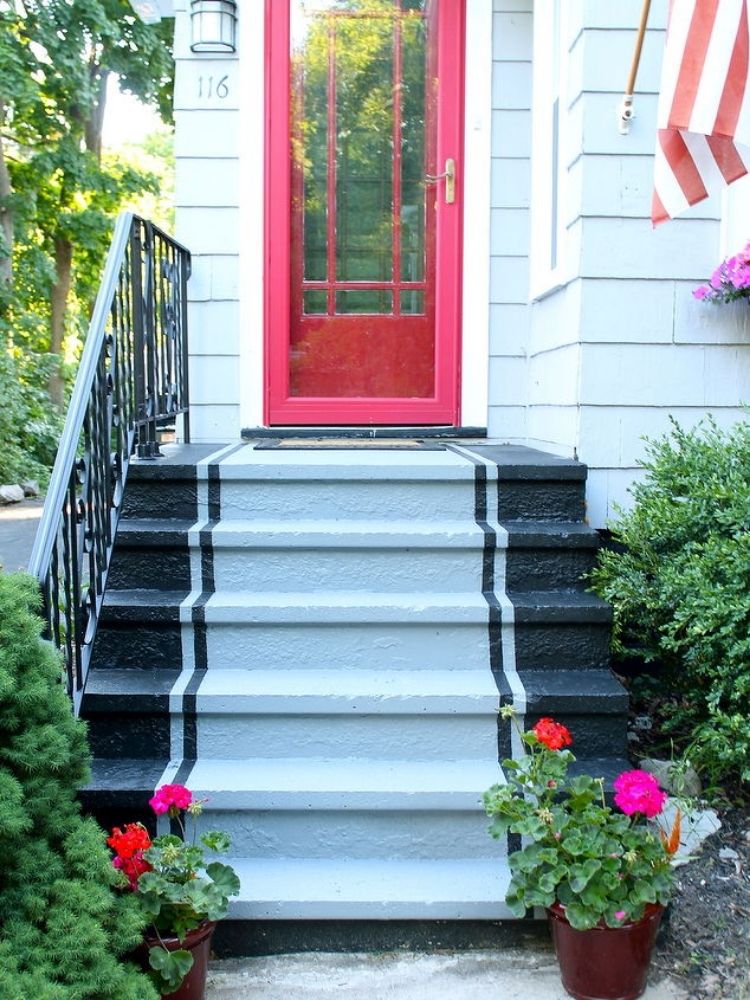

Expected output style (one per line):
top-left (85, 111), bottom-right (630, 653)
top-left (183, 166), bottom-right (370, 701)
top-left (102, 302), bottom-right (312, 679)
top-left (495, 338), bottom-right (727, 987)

top-left (205, 951), bottom-right (686, 1000)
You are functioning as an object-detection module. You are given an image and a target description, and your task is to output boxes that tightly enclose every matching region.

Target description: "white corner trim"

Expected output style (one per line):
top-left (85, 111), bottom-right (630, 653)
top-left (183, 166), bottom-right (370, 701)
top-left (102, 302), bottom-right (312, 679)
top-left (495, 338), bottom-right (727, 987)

top-left (238, 0), bottom-right (266, 432)
top-left (461, 0), bottom-right (492, 428)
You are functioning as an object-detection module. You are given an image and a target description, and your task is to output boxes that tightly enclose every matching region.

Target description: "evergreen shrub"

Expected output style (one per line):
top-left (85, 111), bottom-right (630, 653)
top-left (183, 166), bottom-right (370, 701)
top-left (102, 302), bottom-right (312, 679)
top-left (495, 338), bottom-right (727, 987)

top-left (0, 573), bottom-right (157, 1000)
top-left (589, 417), bottom-right (750, 786)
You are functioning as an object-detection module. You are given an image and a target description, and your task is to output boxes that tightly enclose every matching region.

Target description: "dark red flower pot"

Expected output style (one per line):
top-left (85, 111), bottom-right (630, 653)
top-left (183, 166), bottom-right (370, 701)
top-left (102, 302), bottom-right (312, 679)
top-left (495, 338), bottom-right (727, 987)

top-left (547, 902), bottom-right (664, 1000)
top-left (137, 920), bottom-right (216, 999)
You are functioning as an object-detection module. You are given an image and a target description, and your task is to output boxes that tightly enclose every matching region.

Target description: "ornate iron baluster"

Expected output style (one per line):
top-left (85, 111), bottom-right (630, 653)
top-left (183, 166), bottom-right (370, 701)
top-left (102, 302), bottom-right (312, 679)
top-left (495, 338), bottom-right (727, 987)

top-left (28, 212), bottom-right (192, 711)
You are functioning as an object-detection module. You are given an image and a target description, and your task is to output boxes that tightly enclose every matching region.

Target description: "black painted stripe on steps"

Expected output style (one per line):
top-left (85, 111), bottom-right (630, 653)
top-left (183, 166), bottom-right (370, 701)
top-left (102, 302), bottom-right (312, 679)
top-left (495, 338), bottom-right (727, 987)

top-left (178, 443), bottom-right (246, 776)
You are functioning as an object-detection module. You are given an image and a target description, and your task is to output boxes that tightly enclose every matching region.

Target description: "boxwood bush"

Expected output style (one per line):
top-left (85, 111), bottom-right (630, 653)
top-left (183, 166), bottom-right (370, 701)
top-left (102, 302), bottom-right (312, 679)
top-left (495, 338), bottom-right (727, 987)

top-left (589, 417), bottom-right (750, 786)
top-left (0, 572), bottom-right (157, 1000)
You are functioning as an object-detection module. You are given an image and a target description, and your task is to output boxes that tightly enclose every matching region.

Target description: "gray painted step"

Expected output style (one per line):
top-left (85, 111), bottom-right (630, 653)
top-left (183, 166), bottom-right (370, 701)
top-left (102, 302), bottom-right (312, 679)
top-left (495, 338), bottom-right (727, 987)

top-left (191, 668), bottom-right (500, 760)
top-left (218, 449), bottom-right (479, 522)
top-left (187, 757), bottom-right (503, 858)
top-left (225, 858), bottom-right (515, 920)
top-left (207, 520), bottom-right (485, 593)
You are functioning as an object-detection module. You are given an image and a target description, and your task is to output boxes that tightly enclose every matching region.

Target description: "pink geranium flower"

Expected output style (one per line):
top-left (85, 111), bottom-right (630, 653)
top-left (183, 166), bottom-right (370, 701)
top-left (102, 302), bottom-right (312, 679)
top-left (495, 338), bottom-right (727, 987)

top-left (149, 783), bottom-right (193, 816)
top-left (613, 770), bottom-right (667, 818)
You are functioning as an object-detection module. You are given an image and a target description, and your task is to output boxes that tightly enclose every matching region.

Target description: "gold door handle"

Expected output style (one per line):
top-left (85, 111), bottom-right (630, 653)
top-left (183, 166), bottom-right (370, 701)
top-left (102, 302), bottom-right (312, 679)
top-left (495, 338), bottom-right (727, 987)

top-left (424, 157), bottom-right (455, 204)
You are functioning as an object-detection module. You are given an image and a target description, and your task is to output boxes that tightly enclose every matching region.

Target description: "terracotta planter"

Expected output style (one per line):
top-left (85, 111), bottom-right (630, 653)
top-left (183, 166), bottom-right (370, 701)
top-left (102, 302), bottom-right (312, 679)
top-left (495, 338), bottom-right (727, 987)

top-left (547, 902), bottom-right (664, 1000)
top-left (137, 920), bottom-right (216, 999)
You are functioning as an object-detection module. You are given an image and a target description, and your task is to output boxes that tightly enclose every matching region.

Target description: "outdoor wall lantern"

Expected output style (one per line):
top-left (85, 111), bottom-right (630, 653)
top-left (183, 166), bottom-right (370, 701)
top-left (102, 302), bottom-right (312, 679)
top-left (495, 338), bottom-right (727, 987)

top-left (190, 0), bottom-right (238, 54)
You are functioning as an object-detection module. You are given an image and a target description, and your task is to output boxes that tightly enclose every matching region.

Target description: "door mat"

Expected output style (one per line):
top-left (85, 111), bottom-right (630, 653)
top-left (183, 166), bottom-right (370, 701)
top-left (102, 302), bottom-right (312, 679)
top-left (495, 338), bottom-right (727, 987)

top-left (254, 438), bottom-right (445, 451)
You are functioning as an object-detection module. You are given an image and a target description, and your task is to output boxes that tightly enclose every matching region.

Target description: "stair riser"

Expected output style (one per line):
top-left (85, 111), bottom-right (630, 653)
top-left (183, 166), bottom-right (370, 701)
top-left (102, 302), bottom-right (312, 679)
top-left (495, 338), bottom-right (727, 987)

top-left (90, 616), bottom-right (611, 672)
top-left (219, 481), bottom-right (475, 522)
top-left (524, 713), bottom-right (628, 757)
top-left (122, 481), bottom-right (198, 521)
top-left (91, 623), bottom-right (182, 670)
top-left (107, 545), bottom-right (191, 591)
top-left (209, 547), bottom-right (484, 593)
top-left (204, 622), bottom-right (491, 671)
top-left (198, 809), bottom-right (502, 860)
top-left (84, 707), bottom-right (625, 761)
top-left (191, 713), bottom-right (499, 760)
top-left (514, 622), bottom-right (611, 671)
top-left (505, 547), bottom-right (597, 592)
top-left (497, 481), bottom-right (586, 522)
top-left (107, 539), bottom-right (597, 595)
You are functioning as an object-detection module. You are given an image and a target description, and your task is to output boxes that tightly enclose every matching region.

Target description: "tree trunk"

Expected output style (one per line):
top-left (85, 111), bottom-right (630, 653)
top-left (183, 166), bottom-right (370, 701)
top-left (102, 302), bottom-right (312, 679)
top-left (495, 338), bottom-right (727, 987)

top-left (85, 68), bottom-right (109, 163)
top-left (0, 108), bottom-right (14, 297)
top-left (49, 237), bottom-right (72, 407)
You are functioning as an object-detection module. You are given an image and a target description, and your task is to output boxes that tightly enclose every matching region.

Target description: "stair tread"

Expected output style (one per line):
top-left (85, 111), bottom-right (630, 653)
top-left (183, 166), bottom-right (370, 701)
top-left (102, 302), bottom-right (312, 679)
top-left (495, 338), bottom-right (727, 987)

top-left (85, 667), bottom-right (626, 708)
top-left (219, 449), bottom-right (479, 481)
top-left (225, 857), bottom-right (514, 918)
top-left (504, 520), bottom-right (599, 546)
top-left (209, 519), bottom-right (486, 546)
top-left (84, 668), bottom-right (503, 717)
top-left (188, 756), bottom-right (503, 796)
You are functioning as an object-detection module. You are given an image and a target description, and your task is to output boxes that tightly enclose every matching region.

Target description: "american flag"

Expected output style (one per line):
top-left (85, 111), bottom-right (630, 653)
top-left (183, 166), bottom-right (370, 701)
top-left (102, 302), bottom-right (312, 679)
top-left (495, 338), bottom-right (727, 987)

top-left (652, 0), bottom-right (750, 225)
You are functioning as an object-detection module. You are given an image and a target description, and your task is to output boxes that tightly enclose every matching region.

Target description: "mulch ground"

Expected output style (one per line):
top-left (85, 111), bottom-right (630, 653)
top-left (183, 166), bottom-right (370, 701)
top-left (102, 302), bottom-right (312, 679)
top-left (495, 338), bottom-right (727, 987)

top-left (650, 803), bottom-right (750, 999)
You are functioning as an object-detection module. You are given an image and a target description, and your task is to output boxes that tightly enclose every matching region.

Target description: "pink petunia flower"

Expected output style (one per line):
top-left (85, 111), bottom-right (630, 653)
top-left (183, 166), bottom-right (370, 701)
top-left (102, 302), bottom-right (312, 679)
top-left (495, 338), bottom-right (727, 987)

top-left (149, 783), bottom-right (193, 816)
top-left (614, 910), bottom-right (626, 921)
top-left (613, 771), bottom-right (667, 818)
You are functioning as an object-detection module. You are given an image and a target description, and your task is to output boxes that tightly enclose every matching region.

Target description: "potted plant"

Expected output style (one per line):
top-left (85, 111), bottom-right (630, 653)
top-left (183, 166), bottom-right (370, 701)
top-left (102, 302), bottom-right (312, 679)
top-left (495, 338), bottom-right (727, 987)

top-left (693, 241), bottom-right (750, 303)
top-left (484, 709), bottom-right (680, 1000)
top-left (108, 783), bottom-right (241, 998)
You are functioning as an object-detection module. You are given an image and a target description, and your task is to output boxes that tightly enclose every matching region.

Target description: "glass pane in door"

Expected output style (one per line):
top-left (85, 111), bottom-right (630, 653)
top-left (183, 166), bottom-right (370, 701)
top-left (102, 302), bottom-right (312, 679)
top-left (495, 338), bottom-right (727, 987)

top-left (289, 0), bottom-right (436, 399)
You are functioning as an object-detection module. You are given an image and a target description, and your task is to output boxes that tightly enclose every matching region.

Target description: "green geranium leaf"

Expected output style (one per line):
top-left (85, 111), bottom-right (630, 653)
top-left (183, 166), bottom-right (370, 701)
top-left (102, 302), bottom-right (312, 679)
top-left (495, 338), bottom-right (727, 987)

top-left (148, 946), bottom-right (194, 991)
top-left (207, 860), bottom-right (242, 897)
top-left (201, 830), bottom-right (231, 853)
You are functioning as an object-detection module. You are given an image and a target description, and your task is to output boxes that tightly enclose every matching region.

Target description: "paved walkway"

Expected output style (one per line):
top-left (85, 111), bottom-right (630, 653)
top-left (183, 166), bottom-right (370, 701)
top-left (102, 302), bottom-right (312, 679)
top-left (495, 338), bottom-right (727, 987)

top-left (205, 951), bottom-right (685, 1000)
top-left (0, 498), bottom-right (43, 573)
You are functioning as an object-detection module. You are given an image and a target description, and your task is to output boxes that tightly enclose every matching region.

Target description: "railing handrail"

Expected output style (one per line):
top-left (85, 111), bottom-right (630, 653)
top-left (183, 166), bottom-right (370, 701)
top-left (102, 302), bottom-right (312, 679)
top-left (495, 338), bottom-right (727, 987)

top-left (29, 211), bottom-right (134, 580)
top-left (29, 211), bottom-right (191, 710)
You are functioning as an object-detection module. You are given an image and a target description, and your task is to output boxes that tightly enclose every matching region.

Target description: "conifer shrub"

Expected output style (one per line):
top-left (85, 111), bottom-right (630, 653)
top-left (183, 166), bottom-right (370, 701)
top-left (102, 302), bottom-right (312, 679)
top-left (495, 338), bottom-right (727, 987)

top-left (0, 572), bottom-right (157, 1000)
top-left (589, 418), bottom-right (750, 786)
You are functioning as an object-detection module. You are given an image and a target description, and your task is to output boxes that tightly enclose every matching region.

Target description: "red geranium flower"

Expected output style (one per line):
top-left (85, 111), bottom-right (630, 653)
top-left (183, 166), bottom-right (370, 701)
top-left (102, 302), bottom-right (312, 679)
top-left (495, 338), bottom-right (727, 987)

top-left (107, 823), bottom-right (152, 889)
top-left (532, 717), bottom-right (573, 751)
top-left (107, 822), bottom-right (152, 860)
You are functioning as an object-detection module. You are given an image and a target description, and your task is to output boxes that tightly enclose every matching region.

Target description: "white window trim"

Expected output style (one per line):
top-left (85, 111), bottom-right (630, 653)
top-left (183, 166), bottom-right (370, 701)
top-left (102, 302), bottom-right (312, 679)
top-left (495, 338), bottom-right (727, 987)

top-left (529, 0), bottom-right (570, 300)
top-left (720, 174), bottom-right (750, 257)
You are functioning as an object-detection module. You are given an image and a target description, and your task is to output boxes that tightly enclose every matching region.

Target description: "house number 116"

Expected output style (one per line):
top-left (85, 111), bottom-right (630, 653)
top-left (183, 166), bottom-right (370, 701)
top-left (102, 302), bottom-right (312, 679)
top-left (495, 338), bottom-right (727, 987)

top-left (198, 75), bottom-right (229, 99)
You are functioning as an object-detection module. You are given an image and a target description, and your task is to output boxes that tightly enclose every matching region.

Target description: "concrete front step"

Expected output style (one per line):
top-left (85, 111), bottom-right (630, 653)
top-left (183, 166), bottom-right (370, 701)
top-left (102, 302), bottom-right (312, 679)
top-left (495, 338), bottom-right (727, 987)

top-left (83, 442), bottom-right (625, 923)
top-left (94, 588), bottom-right (611, 672)
top-left (224, 858), bottom-right (515, 920)
top-left (218, 449), bottom-right (479, 522)
top-left (84, 667), bottom-right (626, 761)
top-left (175, 757), bottom-right (504, 859)
top-left (109, 517), bottom-right (600, 595)
top-left (188, 668), bottom-right (500, 761)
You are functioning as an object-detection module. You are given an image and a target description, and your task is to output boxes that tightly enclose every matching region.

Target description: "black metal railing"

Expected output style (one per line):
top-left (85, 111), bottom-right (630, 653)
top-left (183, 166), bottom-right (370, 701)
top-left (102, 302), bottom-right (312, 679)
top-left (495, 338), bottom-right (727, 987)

top-left (28, 212), bottom-right (191, 712)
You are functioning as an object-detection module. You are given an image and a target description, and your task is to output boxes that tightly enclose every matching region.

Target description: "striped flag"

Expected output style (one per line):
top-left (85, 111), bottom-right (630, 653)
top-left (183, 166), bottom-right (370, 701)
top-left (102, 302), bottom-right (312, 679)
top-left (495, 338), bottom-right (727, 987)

top-left (652, 0), bottom-right (750, 225)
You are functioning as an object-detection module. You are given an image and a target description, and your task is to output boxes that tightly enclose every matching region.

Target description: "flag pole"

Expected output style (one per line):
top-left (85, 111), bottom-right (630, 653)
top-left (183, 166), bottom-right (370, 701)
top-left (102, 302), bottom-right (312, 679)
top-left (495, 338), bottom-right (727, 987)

top-left (619, 0), bottom-right (653, 134)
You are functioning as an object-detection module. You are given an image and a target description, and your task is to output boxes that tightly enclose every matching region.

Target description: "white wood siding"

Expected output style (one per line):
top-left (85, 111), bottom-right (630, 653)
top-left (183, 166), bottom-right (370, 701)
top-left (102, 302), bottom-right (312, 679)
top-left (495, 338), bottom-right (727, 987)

top-left (488, 0), bottom-right (750, 526)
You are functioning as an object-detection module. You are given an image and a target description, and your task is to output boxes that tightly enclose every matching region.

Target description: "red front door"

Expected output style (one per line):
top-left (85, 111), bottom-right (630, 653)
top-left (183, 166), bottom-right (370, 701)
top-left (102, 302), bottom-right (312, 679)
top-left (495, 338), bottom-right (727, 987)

top-left (265, 0), bottom-right (465, 426)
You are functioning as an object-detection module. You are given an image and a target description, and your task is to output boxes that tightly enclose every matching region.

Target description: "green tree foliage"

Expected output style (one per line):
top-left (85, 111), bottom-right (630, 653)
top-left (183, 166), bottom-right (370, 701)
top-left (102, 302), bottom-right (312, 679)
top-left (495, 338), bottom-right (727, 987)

top-left (589, 418), bottom-right (750, 785)
top-left (0, 573), bottom-right (157, 999)
top-left (0, 0), bottom-right (173, 482)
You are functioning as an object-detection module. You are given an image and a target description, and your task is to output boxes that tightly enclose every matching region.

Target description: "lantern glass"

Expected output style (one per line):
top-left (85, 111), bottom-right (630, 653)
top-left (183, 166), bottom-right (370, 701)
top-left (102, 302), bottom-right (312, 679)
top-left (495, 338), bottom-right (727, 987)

top-left (190, 0), bottom-right (237, 53)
